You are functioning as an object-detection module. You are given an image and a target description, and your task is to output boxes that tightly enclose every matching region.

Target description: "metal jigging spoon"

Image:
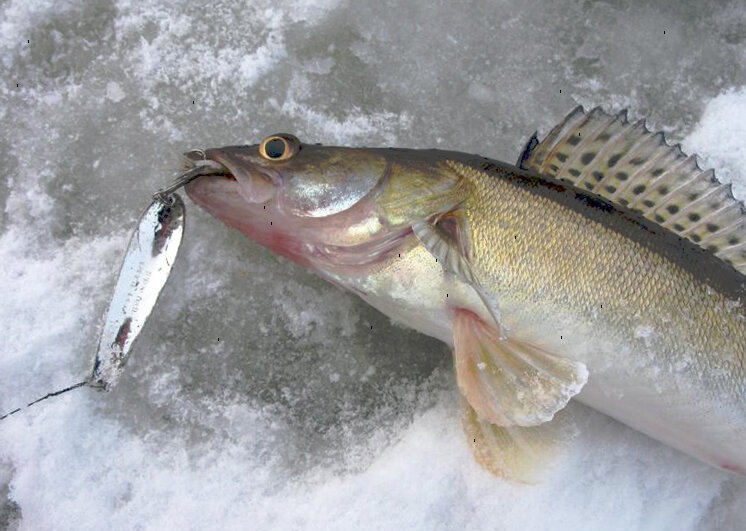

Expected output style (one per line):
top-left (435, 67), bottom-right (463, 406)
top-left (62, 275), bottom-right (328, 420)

top-left (0, 159), bottom-right (228, 420)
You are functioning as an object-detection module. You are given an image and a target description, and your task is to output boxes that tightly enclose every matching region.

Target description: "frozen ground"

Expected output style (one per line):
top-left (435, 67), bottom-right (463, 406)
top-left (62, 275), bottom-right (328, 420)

top-left (1, 0), bottom-right (746, 529)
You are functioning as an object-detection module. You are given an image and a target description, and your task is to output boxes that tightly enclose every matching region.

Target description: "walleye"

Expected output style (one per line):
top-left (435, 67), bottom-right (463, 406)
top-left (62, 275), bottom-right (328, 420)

top-left (185, 107), bottom-right (746, 482)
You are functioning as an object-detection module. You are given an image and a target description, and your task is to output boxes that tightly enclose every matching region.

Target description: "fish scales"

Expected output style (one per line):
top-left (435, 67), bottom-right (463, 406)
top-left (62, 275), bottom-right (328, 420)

top-left (455, 158), bottom-right (746, 402)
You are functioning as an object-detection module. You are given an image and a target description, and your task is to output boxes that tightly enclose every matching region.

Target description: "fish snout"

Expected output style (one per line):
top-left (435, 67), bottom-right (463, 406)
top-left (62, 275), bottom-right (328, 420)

top-left (197, 145), bottom-right (279, 204)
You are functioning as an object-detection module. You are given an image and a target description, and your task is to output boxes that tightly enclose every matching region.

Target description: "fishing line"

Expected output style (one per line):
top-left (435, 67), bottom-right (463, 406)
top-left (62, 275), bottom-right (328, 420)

top-left (0, 380), bottom-right (89, 420)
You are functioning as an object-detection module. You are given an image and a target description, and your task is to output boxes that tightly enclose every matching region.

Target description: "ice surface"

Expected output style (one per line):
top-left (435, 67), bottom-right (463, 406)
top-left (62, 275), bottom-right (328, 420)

top-left (1, 0), bottom-right (746, 529)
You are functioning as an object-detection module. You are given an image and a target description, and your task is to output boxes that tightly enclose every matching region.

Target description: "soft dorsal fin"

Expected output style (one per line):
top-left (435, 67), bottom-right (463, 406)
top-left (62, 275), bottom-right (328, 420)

top-left (520, 106), bottom-right (746, 275)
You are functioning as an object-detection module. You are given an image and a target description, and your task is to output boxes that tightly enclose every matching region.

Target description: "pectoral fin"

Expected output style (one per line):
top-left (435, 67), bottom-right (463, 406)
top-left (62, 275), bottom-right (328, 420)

top-left (413, 215), bottom-right (502, 326)
top-left (453, 309), bottom-right (588, 427)
top-left (461, 396), bottom-right (567, 484)
top-left (412, 213), bottom-right (476, 285)
top-left (413, 214), bottom-right (588, 427)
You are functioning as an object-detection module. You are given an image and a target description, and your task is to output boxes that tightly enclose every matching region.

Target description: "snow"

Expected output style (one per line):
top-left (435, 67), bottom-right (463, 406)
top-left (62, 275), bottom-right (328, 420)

top-left (1, 0), bottom-right (746, 529)
top-left (684, 87), bottom-right (746, 199)
top-left (105, 82), bottom-right (126, 103)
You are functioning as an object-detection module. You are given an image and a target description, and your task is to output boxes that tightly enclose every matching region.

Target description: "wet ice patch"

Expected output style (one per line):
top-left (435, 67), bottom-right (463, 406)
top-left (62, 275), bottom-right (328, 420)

top-left (0, 0), bottom-right (81, 56)
top-left (113, 0), bottom-right (343, 126)
top-left (273, 76), bottom-right (413, 144)
top-left (272, 280), bottom-right (359, 341)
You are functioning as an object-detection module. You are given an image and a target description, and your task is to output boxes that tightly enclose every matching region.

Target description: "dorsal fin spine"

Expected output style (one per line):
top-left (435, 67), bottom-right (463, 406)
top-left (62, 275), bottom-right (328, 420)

top-left (727, 252), bottom-right (746, 267)
top-left (629, 152), bottom-right (690, 211)
top-left (662, 172), bottom-right (722, 226)
top-left (645, 155), bottom-right (702, 217)
top-left (530, 107), bottom-right (583, 171)
top-left (714, 234), bottom-right (746, 257)
top-left (696, 210), bottom-right (743, 242)
top-left (656, 170), bottom-right (714, 223)
top-left (610, 133), bottom-right (669, 203)
top-left (692, 184), bottom-right (738, 233)
top-left (541, 109), bottom-right (594, 175)
top-left (596, 121), bottom-right (652, 193)
top-left (609, 130), bottom-right (669, 201)
top-left (517, 133), bottom-right (540, 169)
top-left (578, 116), bottom-right (640, 191)
top-left (563, 113), bottom-right (619, 184)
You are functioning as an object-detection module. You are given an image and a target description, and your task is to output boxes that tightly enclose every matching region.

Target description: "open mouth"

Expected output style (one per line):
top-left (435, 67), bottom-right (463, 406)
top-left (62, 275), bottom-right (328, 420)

top-left (208, 171), bottom-right (236, 181)
top-left (153, 158), bottom-right (232, 204)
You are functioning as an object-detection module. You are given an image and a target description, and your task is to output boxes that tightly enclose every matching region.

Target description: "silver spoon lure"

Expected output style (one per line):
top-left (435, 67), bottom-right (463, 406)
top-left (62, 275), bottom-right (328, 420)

top-left (1, 158), bottom-right (227, 419)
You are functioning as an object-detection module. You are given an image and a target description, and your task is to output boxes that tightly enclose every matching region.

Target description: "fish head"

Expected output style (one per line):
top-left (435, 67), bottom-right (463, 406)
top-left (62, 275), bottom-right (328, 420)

top-left (186, 133), bottom-right (468, 274)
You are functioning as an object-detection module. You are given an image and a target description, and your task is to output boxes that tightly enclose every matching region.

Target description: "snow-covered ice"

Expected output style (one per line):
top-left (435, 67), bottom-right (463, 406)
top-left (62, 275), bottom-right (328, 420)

top-left (1, 0), bottom-right (745, 529)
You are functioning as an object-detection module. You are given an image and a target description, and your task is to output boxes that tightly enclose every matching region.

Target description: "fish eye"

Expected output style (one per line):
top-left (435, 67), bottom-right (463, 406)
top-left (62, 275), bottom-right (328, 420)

top-left (259, 134), bottom-right (300, 161)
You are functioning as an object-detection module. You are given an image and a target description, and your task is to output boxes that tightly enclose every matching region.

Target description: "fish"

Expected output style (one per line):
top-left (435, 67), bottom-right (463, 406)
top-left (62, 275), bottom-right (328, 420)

top-left (184, 107), bottom-right (746, 482)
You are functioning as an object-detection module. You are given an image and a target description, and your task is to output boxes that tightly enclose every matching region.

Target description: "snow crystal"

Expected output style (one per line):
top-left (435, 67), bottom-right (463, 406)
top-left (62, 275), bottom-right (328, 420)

top-left (105, 81), bottom-right (126, 103)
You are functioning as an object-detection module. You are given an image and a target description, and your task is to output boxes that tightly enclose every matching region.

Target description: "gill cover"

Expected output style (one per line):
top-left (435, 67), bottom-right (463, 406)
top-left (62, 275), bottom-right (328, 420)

top-left (276, 147), bottom-right (388, 218)
top-left (256, 138), bottom-right (480, 235)
top-left (251, 134), bottom-right (387, 218)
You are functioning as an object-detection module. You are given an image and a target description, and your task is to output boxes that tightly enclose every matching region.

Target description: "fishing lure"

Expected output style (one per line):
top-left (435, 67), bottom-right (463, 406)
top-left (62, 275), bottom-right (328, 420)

top-left (0, 159), bottom-right (226, 419)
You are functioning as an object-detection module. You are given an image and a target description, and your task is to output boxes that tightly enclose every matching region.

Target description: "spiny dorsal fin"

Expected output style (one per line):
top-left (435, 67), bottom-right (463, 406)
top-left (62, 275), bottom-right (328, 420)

top-left (520, 106), bottom-right (746, 275)
top-left (516, 132), bottom-right (539, 168)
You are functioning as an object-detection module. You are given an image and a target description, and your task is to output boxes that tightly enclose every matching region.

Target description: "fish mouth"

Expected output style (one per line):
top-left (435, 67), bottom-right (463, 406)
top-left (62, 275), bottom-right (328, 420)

top-left (182, 148), bottom-right (314, 265)
top-left (195, 147), bottom-right (278, 204)
top-left (179, 150), bottom-right (236, 185)
top-left (151, 152), bottom-right (233, 204)
top-left (180, 147), bottom-right (279, 204)
top-left (182, 151), bottom-right (252, 214)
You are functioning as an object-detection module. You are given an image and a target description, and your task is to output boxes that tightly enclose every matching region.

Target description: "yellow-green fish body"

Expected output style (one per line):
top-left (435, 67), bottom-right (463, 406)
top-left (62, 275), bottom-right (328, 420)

top-left (186, 109), bottom-right (746, 481)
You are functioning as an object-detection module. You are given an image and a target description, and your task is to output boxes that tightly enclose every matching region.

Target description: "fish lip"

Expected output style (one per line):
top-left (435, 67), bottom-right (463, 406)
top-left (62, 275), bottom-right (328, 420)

top-left (205, 147), bottom-right (280, 183)
top-left (193, 147), bottom-right (279, 203)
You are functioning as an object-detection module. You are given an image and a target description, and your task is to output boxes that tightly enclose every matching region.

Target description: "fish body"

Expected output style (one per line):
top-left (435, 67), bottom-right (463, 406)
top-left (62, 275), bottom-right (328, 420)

top-left (186, 111), bottom-right (746, 481)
